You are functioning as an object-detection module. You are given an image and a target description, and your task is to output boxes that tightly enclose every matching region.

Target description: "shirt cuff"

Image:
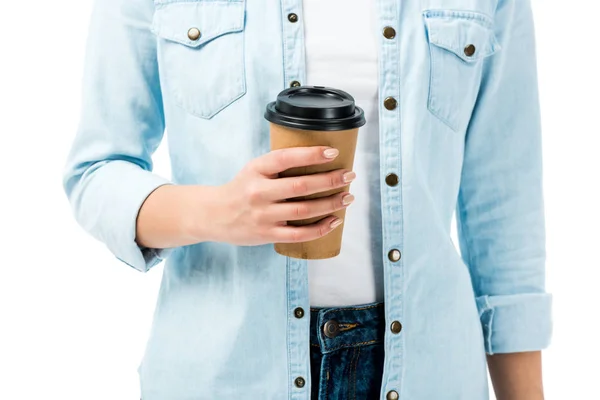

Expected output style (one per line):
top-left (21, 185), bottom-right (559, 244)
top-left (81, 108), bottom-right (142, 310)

top-left (138, 246), bottom-right (174, 271)
top-left (476, 293), bottom-right (553, 355)
top-left (91, 162), bottom-right (172, 272)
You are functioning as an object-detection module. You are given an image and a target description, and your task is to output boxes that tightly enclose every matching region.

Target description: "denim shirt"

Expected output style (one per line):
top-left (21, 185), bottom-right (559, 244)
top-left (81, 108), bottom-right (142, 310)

top-left (63, 0), bottom-right (552, 398)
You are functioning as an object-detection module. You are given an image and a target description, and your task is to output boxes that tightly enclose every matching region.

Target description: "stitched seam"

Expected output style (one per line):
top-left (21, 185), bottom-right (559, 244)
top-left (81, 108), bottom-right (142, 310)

top-left (324, 357), bottom-right (329, 400)
top-left (317, 312), bottom-right (326, 354)
top-left (338, 322), bottom-right (360, 332)
top-left (346, 348), bottom-right (356, 399)
top-left (347, 347), bottom-right (355, 400)
top-left (430, 41), bottom-right (494, 62)
top-left (286, 257), bottom-right (292, 400)
top-left (488, 306), bottom-right (495, 354)
top-left (335, 303), bottom-right (384, 312)
top-left (457, 184), bottom-right (479, 295)
top-left (156, 26), bottom-right (244, 45)
top-left (352, 347), bottom-right (361, 400)
top-left (397, 0), bottom-right (406, 390)
top-left (356, 347), bottom-right (362, 400)
top-left (311, 303), bottom-right (383, 313)
top-left (327, 339), bottom-right (378, 353)
top-left (422, 10), bottom-right (494, 27)
top-left (280, 0), bottom-right (289, 87)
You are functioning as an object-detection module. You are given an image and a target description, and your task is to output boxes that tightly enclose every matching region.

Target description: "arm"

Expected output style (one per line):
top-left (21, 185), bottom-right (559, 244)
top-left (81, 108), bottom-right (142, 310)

top-left (63, 0), bottom-right (171, 272)
top-left (487, 352), bottom-right (544, 400)
top-left (455, 0), bottom-right (552, 396)
top-left (63, 0), bottom-right (354, 263)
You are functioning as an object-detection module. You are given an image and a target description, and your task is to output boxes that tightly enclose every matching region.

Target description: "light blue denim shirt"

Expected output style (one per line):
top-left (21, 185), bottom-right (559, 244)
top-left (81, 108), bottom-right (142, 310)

top-left (63, 0), bottom-right (552, 398)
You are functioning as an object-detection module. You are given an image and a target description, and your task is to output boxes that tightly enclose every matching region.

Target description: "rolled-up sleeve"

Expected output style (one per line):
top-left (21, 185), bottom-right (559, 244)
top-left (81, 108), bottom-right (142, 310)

top-left (456, 0), bottom-right (552, 354)
top-left (63, 0), bottom-right (171, 272)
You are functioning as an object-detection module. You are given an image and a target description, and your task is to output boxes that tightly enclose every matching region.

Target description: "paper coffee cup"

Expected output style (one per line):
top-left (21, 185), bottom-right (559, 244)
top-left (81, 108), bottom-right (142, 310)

top-left (264, 86), bottom-right (366, 259)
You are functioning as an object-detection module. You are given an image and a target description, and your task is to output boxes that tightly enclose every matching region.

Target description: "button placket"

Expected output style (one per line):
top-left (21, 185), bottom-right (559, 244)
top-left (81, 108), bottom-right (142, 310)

top-left (378, 0), bottom-right (404, 396)
top-left (281, 1), bottom-right (309, 398)
top-left (281, 1), bottom-right (305, 93)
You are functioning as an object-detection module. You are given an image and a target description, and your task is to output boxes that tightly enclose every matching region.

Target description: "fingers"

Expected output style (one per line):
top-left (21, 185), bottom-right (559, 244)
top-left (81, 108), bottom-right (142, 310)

top-left (268, 192), bottom-right (354, 222)
top-left (252, 147), bottom-right (339, 177)
top-left (262, 169), bottom-right (355, 201)
top-left (269, 216), bottom-right (344, 243)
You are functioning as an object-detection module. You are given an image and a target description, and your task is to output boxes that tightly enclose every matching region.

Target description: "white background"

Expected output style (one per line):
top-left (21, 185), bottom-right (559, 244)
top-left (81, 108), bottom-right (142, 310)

top-left (0, 1), bottom-right (598, 399)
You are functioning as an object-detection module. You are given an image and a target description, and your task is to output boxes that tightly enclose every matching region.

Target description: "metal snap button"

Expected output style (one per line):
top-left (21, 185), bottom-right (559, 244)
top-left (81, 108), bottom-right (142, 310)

top-left (390, 320), bottom-right (402, 334)
top-left (387, 390), bottom-right (399, 400)
top-left (384, 96), bottom-right (397, 111)
top-left (294, 376), bottom-right (305, 388)
top-left (383, 26), bottom-right (396, 39)
top-left (288, 13), bottom-right (298, 23)
top-left (385, 173), bottom-right (399, 187)
top-left (464, 44), bottom-right (476, 57)
top-left (294, 307), bottom-right (304, 319)
top-left (187, 28), bottom-right (201, 41)
top-left (388, 249), bottom-right (401, 262)
top-left (323, 320), bottom-right (340, 338)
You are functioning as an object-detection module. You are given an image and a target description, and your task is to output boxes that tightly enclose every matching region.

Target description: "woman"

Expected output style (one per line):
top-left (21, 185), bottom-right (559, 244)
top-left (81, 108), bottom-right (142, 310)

top-left (64, 0), bottom-right (552, 398)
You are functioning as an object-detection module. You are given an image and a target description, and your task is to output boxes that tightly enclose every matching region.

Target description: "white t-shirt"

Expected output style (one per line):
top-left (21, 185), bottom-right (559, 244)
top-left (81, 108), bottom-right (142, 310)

top-left (303, 0), bottom-right (384, 307)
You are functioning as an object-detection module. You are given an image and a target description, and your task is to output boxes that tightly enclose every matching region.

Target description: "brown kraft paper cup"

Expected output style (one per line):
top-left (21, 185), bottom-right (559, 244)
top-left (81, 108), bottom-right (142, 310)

top-left (270, 124), bottom-right (359, 259)
top-left (264, 86), bottom-right (365, 259)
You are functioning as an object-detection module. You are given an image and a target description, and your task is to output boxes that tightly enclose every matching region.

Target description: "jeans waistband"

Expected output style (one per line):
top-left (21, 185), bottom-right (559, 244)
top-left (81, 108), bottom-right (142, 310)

top-left (310, 301), bottom-right (386, 354)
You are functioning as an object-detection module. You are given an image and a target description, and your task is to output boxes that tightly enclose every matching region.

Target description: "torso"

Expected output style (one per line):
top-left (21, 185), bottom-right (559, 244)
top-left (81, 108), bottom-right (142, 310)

top-left (303, 0), bottom-right (384, 306)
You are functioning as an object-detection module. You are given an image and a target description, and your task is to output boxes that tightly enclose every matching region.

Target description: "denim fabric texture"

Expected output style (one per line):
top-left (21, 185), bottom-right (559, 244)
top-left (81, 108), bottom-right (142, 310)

top-left (310, 303), bottom-right (386, 400)
top-left (63, 0), bottom-right (552, 398)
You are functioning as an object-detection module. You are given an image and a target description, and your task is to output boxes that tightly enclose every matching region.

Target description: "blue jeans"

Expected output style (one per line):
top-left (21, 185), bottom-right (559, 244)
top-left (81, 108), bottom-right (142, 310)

top-left (309, 302), bottom-right (386, 400)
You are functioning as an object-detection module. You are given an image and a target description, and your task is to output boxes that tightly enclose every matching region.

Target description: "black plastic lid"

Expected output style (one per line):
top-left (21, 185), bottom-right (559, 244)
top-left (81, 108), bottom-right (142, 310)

top-left (264, 86), bottom-right (366, 131)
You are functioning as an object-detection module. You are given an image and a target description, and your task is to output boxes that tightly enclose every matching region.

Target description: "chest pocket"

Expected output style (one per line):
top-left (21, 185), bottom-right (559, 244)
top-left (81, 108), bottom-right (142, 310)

top-left (152, 0), bottom-right (246, 119)
top-left (423, 10), bottom-right (501, 132)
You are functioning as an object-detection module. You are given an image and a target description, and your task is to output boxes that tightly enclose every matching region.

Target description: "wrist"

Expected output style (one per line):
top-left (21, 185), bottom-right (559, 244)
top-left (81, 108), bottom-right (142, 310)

top-left (181, 184), bottom-right (228, 243)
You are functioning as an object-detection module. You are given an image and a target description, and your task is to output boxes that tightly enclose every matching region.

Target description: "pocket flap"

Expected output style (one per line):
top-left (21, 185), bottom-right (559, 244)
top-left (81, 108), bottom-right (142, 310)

top-left (424, 10), bottom-right (501, 62)
top-left (152, 1), bottom-right (245, 48)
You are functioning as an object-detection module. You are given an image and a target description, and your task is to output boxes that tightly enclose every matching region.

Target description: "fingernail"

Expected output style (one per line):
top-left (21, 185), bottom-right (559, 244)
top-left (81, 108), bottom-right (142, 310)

top-left (342, 171), bottom-right (356, 183)
top-left (330, 218), bottom-right (343, 229)
top-left (323, 148), bottom-right (339, 159)
top-left (342, 194), bottom-right (355, 206)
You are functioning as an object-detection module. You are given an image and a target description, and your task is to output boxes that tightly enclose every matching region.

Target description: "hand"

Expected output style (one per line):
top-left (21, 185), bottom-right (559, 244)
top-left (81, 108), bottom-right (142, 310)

top-left (209, 146), bottom-right (356, 246)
